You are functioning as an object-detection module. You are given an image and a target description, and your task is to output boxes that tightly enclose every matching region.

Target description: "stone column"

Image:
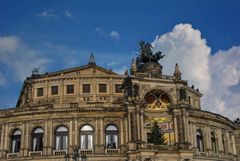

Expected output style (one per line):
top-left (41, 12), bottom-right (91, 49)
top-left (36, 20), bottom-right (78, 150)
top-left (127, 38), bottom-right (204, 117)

top-left (47, 119), bottom-right (53, 155)
top-left (95, 119), bottom-right (98, 145)
top-left (69, 120), bottom-right (73, 153)
top-left (217, 129), bottom-right (223, 152)
top-left (182, 113), bottom-right (189, 142)
top-left (173, 112), bottom-right (179, 143)
top-left (24, 122), bottom-right (29, 156)
top-left (3, 124), bottom-right (8, 154)
top-left (205, 126), bottom-right (211, 151)
top-left (192, 124), bottom-right (196, 147)
top-left (43, 121), bottom-right (48, 155)
top-left (226, 132), bottom-right (231, 154)
top-left (0, 125), bottom-right (5, 158)
top-left (186, 114), bottom-right (190, 143)
top-left (128, 112), bottom-right (132, 141)
top-left (74, 119), bottom-right (78, 146)
top-left (231, 134), bottom-right (236, 155)
top-left (124, 118), bottom-right (128, 143)
top-left (140, 109), bottom-right (144, 142)
top-left (100, 118), bottom-right (104, 145)
top-left (136, 110), bottom-right (140, 140)
top-left (20, 124), bottom-right (25, 157)
top-left (120, 119), bottom-right (124, 145)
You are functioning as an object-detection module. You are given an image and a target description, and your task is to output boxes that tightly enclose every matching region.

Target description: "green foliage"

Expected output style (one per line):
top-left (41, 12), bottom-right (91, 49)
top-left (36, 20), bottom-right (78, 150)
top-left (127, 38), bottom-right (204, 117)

top-left (147, 121), bottom-right (166, 145)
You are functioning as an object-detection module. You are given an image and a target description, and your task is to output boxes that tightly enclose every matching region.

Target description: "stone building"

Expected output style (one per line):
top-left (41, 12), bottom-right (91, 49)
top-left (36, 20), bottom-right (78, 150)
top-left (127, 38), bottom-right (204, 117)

top-left (0, 42), bottom-right (239, 161)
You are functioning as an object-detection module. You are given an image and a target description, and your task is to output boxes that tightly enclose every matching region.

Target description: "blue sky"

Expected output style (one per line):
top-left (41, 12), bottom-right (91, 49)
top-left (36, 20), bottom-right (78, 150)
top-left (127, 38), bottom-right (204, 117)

top-left (0, 0), bottom-right (240, 119)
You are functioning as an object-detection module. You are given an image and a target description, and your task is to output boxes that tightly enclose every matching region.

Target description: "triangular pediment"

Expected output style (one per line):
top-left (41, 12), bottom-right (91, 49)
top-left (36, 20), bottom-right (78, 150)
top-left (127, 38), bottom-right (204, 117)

top-left (47, 64), bottom-right (118, 77)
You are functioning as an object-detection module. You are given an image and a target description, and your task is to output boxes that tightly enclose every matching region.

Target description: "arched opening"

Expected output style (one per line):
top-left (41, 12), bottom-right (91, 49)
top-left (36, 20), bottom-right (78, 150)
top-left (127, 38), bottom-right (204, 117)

top-left (11, 129), bottom-right (21, 153)
top-left (196, 129), bottom-right (204, 152)
top-left (80, 125), bottom-right (93, 149)
top-left (211, 132), bottom-right (217, 153)
top-left (105, 125), bottom-right (118, 149)
top-left (55, 126), bottom-right (68, 150)
top-left (32, 127), bottom-right (44, 151)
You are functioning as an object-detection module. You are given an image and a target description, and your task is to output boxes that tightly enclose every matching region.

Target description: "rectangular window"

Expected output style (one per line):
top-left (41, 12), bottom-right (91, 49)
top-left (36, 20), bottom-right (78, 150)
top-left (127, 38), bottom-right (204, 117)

top-left (115, 84), bottom-right (122, 93)
top-left (82, 84), bottom-right (90, 93)
top-left (51, 86), bottom-right (58, 95)
top-left (99, 84), bottom-right (107, 93)
top-left (66, 85), bottom-right (74, 94)
top-left (37, 88), bottom-right (43, 97)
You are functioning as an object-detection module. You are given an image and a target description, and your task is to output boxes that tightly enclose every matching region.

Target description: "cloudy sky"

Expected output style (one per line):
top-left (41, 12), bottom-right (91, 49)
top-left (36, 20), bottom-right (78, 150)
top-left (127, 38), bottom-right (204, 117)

top-left (0, 0), bottom-right (239, 119)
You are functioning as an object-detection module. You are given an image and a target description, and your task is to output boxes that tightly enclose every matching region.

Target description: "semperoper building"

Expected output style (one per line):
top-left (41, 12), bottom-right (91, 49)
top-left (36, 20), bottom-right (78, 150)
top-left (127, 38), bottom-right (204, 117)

top-left (0, 41), bottom-right (239, 161)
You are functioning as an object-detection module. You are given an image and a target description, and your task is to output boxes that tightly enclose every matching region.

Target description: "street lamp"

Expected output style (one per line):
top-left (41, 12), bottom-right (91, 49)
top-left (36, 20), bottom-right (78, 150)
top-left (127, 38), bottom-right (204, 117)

top-left (81, 154), bottom-right (87, 161)
top-left (64, 146), bottom-right (87, 161)
top-left (72, 146), bottom-right (80, 161)
top-left (64, 153), bottom-right (70, 161)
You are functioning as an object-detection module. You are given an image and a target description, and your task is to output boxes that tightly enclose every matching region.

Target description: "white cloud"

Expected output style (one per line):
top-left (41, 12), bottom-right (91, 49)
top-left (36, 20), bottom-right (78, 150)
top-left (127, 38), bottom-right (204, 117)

top-left (64, 10), bottom-right (74, 19)
top-left (109, 30), bottom-right (120, 40)
top-left (152, 23), bottom-right (211, 93)
top-left (204, 46), bottom-right (240, 118)
top-left (0, 35), bottom-right (50, 83)
top-left (95, 28), bottom-right (120, 41)
top-left (36, 9), bottom-right (57, 18)
top-left (151, 23), bottom-right (240, 119)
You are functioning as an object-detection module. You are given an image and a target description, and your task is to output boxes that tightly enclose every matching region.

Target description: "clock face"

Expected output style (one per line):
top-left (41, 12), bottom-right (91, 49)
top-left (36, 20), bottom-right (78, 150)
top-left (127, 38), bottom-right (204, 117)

top-left (145, 90), bottom-right (170, 110)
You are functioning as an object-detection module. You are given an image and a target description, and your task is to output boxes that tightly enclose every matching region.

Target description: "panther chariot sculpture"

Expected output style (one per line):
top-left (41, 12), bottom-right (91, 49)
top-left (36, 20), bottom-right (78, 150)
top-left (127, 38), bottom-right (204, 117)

top-left (136, 40), bottom-right (165, 76)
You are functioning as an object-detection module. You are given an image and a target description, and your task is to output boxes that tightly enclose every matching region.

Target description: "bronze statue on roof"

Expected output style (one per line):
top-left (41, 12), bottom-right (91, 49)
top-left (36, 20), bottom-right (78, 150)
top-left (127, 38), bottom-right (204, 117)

top-left (136, 40), bottom-right (165, 69)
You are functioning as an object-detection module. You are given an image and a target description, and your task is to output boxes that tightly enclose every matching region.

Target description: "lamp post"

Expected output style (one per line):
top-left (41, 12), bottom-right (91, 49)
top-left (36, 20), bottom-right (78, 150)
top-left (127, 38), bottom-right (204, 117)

top-left (81, 154), bottom-right (87, 161)
top-left (64, 153), bottom-right (70, 161)
top-left (64, 146), bottom-right (87, 161)
top-left (72, 146), bottom-right (80, 161)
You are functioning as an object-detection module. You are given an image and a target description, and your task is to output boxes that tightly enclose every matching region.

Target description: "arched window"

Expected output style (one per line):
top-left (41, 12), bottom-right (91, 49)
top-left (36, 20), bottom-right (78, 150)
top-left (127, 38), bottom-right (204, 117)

top-left (222, 134), bottom-right (227, 153)
top-left (80, 125), bottom-right (93, 149)
top-left (32, 127), bottom-right (44, 151)
top-left (211, 132), bottom-right (217, 153)
top-left (55, 126), bottom-right (68, 150)
top-left (11, 129), bottom-right (21, 153)
top-left (196, 129), bottom-right (204, 152)
top-left (105, 125), bottom-right (118, 149)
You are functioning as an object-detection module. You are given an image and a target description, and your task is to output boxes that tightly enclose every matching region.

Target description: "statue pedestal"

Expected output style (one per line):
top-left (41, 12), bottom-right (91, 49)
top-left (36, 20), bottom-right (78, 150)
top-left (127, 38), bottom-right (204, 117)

top-left (141, 62), bottom-right (162, 77)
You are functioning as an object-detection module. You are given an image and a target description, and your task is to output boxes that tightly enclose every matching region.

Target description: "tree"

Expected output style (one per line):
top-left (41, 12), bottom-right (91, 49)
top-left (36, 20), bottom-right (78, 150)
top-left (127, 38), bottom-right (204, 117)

top-left (147, 121), bottom-right (166, 145)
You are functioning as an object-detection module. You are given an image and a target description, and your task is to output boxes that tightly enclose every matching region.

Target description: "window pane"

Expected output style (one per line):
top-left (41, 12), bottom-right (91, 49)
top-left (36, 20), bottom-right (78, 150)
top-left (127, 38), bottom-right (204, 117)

top-left (106, 135), bottom-right (111, 148)
top-left (99, 84), bottom-right (107, 93)
top-left (63, 136), bottom-right (68, 150)
top-left (106, 125), bottom-right (118, 131)
top-left (11, 140), bottom-right (16, 153)
top-left (51, 86), bottom-right (58, 95)
top-left (37, 88), bottom-right (43, 97)
top-left (88, 135), bottom-right (93, 149)
top-left (56, 126), bottom-right (68, 132)
top-left (34, 128), bottom-right (44, 134)
top-left (113, 135), bottom-right (118, 148)
top-left (56, 136), bottom-right (60, 150)
top-left (83, 84), bottom-right (90, 93)
top-left (81, 135), bottom-right (86, 149)
top-left (13, 130), bottom-right (21, 135)
top-left (33, 138), bottom-right (37, 151)
top-left (81, 125), bottom-right (93, 131)
top-left (115, 84), bottom-right (122, 93)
